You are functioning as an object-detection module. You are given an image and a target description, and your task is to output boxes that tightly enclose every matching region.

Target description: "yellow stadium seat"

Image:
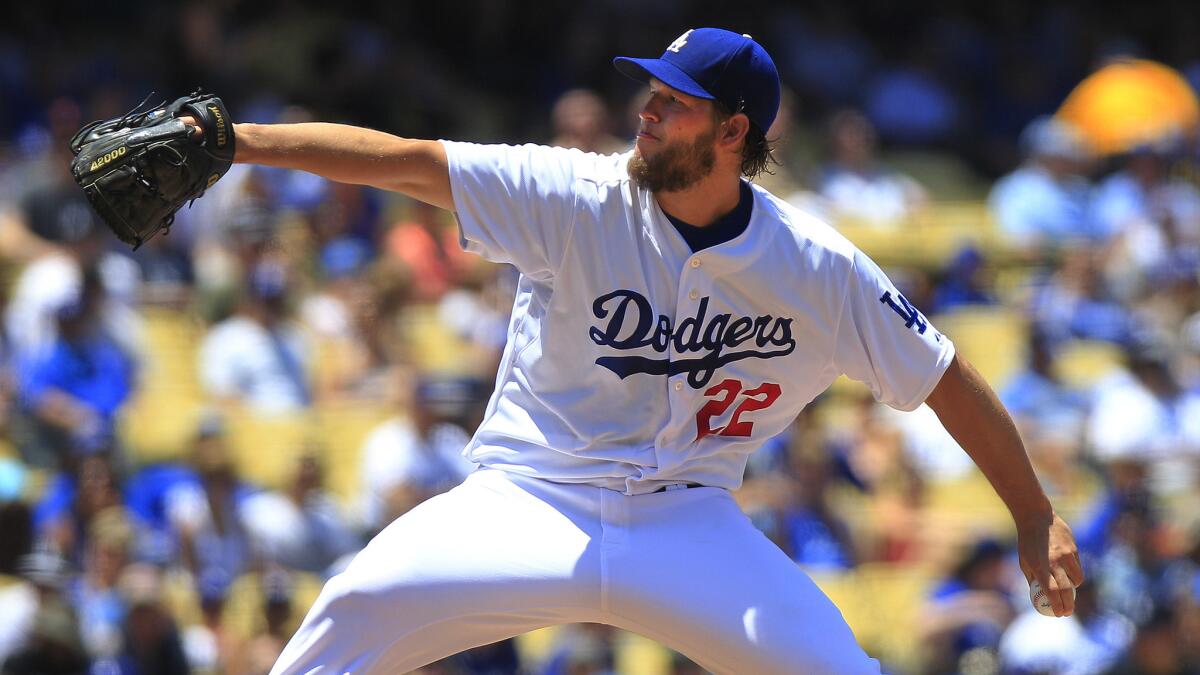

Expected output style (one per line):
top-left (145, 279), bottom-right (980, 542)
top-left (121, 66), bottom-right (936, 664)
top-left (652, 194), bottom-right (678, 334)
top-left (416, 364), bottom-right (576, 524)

top-left (931, 306), bottom-right (1028, 385)
top-left (223, 571), bottom-right (325, 640)
top-left (811, 564), bottom-right (934, 673)
top-left (924, 472), bottom-right (1013, 535)
top-left (613, 630), bottom-right (674, 675)
top-left (120, 308), bottom-right (207, 464)
top-left (836, 201), bottom-right (1015, 269)
top-left (1053, 339), bottom-right (1124, 389)
top-left (314, 402), bottom-right (393, 500)
top-left (514, 626), bottom-right (564, 669)
top-left (223, 412), bottom-right (312, 490)
top-left (400, 304), bottom-right (481, 375)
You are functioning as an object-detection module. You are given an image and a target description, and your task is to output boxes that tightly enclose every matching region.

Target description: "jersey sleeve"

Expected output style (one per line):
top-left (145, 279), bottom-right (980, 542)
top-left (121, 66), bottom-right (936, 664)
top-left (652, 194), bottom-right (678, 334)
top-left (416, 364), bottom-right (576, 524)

top-left (832, 250), bottom-right (955, 411)
top-left (441, 141), bottom-right (580, 280)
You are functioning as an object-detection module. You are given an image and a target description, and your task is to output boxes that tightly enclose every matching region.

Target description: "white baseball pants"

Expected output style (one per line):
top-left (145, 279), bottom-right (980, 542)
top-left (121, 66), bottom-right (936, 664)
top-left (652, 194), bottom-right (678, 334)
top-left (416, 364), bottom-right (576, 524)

top-left (270, 468), bottom-right (881, 674)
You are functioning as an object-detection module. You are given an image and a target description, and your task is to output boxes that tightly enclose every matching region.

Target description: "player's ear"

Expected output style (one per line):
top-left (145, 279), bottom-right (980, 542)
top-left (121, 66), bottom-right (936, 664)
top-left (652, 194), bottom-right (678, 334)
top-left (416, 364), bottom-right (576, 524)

top-left (719, 113), bottom-right (750, 150)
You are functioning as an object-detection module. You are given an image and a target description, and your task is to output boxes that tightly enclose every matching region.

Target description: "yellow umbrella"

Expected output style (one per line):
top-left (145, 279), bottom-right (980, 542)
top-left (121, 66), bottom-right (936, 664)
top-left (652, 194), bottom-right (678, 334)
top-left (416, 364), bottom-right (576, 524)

top-left (1057, 58), bottom-right (1199, 155)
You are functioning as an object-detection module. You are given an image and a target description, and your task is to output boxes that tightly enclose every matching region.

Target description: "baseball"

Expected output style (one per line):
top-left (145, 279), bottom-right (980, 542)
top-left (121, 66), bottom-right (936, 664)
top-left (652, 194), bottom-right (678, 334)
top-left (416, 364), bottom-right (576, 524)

top-left (1029, 580), bottom-right (1075, 616)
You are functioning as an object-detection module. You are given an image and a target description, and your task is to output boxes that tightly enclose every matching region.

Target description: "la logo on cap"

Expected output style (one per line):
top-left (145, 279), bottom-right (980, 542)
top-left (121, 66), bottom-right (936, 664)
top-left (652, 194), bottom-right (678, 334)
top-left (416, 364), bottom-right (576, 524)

top-left (667, 29), bottom-right (693, 53)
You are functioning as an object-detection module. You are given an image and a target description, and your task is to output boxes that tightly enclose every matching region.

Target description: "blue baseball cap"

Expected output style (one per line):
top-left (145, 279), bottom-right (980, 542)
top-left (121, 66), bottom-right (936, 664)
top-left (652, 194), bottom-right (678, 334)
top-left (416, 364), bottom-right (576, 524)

top-left (614, 28), bottom-right (781, 133)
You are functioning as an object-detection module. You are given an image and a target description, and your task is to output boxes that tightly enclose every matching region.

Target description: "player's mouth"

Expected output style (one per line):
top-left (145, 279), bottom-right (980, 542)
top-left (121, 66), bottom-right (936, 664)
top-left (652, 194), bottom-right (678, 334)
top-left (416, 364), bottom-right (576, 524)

top-left (637, 130), bottom-right (659, 142)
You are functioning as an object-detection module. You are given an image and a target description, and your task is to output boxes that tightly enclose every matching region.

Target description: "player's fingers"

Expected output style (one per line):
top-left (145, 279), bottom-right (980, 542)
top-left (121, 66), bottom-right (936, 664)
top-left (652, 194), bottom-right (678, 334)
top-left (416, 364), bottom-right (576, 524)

top-left (178, 115), bottom-right (203, 139)
top-left (1048, 567), bottom-right (1075, 617)
top-left (1065, 550), bottom-right (1085, 587)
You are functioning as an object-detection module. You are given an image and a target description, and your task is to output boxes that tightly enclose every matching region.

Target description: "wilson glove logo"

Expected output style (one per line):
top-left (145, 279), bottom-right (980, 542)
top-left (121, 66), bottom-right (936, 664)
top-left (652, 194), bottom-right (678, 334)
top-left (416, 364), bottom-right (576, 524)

top-left (207, 104), bottom-right (228, 148)
top-left (89, 146), bottom-right (127, 172)
top-left (589, 289), bottom-right (795, 388)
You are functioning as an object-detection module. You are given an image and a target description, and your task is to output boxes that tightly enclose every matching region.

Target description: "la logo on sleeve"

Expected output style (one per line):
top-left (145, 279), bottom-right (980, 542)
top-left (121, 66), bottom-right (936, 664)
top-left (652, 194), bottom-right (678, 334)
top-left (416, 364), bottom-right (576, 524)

top-left (667, 29), bottom-right (693, 53)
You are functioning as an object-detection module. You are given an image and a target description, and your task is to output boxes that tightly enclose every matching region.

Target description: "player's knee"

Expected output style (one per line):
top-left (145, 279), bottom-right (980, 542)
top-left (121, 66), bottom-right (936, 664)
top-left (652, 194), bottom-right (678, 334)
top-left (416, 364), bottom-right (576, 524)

top-left (317, 566), bottom-right (439, 621)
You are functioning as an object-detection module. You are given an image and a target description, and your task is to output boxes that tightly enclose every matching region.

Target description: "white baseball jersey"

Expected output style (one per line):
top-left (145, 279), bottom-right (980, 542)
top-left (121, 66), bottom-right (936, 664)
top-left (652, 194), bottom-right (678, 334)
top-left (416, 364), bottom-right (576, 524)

top-left (443, 141), bottom-right (955, 495)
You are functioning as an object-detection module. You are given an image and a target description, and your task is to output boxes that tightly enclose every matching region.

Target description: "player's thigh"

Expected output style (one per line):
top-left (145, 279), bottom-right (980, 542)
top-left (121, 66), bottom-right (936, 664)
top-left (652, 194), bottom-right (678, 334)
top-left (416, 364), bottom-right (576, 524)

top-left (609, 489), bottom-right (880, 675)
top-left (272, 470), bottom-right (603, 674)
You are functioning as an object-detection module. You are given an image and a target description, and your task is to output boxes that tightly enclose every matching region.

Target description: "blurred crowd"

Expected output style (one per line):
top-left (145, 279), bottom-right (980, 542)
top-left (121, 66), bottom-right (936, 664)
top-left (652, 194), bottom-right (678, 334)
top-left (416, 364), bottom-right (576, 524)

top-left (3, 2), bottom-right (1200, 675)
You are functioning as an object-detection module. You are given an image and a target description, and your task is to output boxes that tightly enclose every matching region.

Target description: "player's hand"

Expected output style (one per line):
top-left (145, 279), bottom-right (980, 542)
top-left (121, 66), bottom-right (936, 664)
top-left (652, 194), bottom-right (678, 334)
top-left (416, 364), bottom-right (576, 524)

top-left (1015, 511), bottom-right (1083, 617)
top-left (179, 114), bottom-right (204, 139)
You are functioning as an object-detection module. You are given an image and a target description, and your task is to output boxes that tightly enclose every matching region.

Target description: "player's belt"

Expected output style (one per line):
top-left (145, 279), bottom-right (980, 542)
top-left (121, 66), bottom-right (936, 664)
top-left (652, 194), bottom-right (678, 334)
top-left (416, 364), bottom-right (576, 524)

top-left (653, 482), bottom-right (702, 493)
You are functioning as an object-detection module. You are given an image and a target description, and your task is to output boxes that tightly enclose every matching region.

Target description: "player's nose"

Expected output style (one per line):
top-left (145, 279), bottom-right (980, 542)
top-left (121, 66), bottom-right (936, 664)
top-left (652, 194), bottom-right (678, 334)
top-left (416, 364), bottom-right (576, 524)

top-left (639, 98), bottom-right (662, 123)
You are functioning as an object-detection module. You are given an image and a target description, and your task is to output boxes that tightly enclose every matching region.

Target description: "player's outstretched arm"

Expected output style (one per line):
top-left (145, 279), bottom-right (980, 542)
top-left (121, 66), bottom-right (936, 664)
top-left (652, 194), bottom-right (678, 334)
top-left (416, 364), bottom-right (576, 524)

top-left (181, 116), bottom-right (454, 211)
top-left (232, 122), bottom-right (453, 210)
top-left (924, 354), bottom-right (1084, 616)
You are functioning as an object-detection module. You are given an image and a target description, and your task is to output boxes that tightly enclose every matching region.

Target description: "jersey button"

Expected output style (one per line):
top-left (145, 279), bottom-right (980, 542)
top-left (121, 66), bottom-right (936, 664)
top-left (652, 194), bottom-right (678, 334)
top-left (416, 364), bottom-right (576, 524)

top-left (673, 381), bottom-right (683, 391)
top-left (690, 258), bottom-right (701, 268)
top-left (688, 289), bottom-right (698, 300)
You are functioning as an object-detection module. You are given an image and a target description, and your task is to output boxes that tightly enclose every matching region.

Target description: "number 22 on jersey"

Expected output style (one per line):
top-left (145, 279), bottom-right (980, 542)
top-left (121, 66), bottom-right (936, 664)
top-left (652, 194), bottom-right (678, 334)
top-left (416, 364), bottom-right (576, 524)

top-left (695, 378), bottom-right (782, 440)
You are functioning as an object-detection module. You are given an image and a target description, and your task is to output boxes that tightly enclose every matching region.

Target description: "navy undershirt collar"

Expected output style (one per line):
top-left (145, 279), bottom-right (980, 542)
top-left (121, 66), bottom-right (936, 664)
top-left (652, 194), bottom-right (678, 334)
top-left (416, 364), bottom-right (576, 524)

top-left (663, 180), bottom-right (754, 253)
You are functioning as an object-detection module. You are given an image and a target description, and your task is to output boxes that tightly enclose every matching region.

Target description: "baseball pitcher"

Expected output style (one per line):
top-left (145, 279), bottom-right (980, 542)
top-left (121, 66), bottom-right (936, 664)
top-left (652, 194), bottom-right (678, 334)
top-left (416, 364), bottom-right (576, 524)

top-left (71, 27), bottom-right (1083, 674)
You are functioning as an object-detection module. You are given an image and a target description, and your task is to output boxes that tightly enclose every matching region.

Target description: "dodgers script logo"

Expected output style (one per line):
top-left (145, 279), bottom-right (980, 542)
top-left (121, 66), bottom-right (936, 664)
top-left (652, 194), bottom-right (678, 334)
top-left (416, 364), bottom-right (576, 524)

top-left (588, 289), bottom-right (795, 389)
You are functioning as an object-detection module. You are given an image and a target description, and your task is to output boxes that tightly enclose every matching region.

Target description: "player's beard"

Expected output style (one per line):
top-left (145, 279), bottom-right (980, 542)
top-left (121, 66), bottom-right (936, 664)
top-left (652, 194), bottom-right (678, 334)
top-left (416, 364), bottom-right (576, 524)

top-left (628, 127), bottom-right (717, 192)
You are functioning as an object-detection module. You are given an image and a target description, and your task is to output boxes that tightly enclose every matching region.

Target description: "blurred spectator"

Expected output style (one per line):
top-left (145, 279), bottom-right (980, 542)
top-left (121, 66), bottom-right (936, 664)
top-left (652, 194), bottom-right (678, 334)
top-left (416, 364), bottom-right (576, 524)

top-left (0, 296), bottom-right (13, 453)
top-left (303, 237), bottom-right (402, 401)
top-left (989, 116), bottom-right (1096, 249)
top-left (549, 88), bottom-right (627, 154)
top-left (3, 162), bottom-right (142, 362)
top-left (309, 180), bottom-right (380, 283)
top-left (357, 375), bottom-right (477, 533)
top-left (132, 232), bottom-right (195, 308)
top-left (1, 598), bottom-right (90, 675)
top-left (998, 582), bottom-right (1132, 675)
top-left (242, 452), bottom-right (360, 577)
top-left (769, 8), bottom-right (875, 110)
top-left (863, 53), bottom-right (961, 146)
top-left (69, 507), bottom-right (134, 660)
top-left (184, 172), bottom-right (275, 298)
top-left (836, 393), bottom-right (933, 563)
top-left (34, 453), bottom-right (125, 563)
top-left (1080, 488), bottom-right (1178, 627)
top-left (1001, 330), bottom-right (1087, 435)
top-left (444, 638), bottom-right (522, 674)
top-left (435, 264), bottom-right (515, 378)
top-left (1028, 247), bottom-right (1135, 345)
top-left (180, 566), bottom-right (248, 675)
top-left (1105, 606), bottom-right (1195, 675)
top-left (918, 538), bottom-right (1018, 675)
top-left (1092, 141), bottom-right (1200, 298)
top-left (0, 550), bottom-right (60, 665)
top-left (816, 109), bottom-right (927, 226)
top-left (198, 259), bottom-right (314, 414)
top-left (753, 87), bottom-right (807, 201)
top-left (1086, 339), bottom-right (1200, 495)
top-left (539, 623), bottom-right (616, 675)
top-left (165, 415), bottom-right (259, 602)
top-left (1, 551), bottom-right (88, 675)
top-left (778, 443), bottom-right (857, 571)
top-left (15, 266), bottom-right (136, 466)
top-left (112, 564), bottom-right (189, 675)
top-left (1181, 312), bottom-right (1200, 390)
top-left (385, 200), bottom-right (476, 303)
top-left (244, 568), bottom-right (297, 674)
top-left (1000, 329), bottom-right (1088, 493)
top-left (930, 245), bottom-right (998, 313)
top-left (0, 500), bottom-right (33, 576)
top-left (0, 97), bottom-right (86, 263)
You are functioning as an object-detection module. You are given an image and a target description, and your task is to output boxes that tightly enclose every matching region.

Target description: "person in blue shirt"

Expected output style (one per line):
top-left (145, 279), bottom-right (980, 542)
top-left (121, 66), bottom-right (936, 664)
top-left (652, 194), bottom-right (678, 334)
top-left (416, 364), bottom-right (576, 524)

top-left (989, 116), bottom-right (1096, 250)
top-left (18, 266), bottom-right (135, 466)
